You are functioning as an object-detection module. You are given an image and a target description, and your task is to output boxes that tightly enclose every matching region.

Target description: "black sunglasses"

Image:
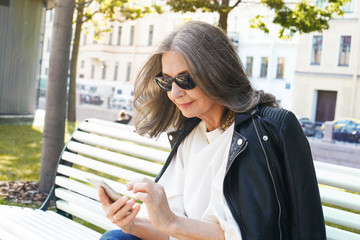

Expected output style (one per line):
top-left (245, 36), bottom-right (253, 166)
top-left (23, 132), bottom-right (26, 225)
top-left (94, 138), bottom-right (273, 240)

top-left (154, 73), bottom-right (197, 91)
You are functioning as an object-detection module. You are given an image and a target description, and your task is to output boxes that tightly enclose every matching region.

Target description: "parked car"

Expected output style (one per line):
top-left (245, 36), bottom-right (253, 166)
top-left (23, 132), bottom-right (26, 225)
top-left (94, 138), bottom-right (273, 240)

top-left (80, 93), bottom-right (103, 105)
top-left (109, 97), bottom-right (133, 112)
top-left (320, 117), bottom-right (360, 132)
top-left (333, 124), bottom-right (360, 143)
top-left (298, 117), bottom-right (316, 137)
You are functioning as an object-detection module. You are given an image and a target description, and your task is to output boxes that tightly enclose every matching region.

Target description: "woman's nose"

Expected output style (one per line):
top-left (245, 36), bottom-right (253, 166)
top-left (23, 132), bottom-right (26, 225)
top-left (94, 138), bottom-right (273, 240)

top-left (169, 82), bottom-right (184, 99)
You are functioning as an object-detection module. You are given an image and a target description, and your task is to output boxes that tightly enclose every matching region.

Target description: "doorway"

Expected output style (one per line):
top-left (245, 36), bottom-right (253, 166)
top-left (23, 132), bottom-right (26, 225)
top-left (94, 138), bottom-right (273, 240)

top-left (315, 90), bottom-right (337, 122)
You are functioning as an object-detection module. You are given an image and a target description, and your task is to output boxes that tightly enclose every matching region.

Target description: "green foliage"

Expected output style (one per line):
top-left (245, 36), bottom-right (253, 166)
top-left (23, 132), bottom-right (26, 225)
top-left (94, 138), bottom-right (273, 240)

top-left (258, 0), bottom-right (351, 38)
top-left (249, 15), bottom-right (270, 34)
top-left (77, 0), bottom-right (163, 40)
top-left (167, 0), bottom-right (351, 38)
top-left (167, 0), bottom-right (241, 14)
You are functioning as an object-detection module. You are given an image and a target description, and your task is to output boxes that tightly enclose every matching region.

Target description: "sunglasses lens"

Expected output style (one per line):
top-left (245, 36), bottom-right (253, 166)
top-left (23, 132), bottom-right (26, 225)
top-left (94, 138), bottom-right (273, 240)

top-left (175, 75), bottom-right (196, 90)
top-left (155, 77), bottom-right (172, 91)
top-left (154, 74), bottom-right (196, 91)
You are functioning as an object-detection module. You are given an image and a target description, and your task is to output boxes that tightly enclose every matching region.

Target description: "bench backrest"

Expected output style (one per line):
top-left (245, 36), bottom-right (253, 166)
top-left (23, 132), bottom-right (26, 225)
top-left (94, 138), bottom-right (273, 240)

top-left (41, 118), bottom-right (360, 239)
top-left (314, 161), bottom-right (360, 239)
top-left (41, 118), bottom-right (169, 231)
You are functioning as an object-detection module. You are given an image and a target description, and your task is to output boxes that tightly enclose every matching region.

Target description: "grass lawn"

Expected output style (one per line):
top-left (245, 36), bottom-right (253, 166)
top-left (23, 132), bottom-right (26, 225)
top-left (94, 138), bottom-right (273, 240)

top-left (0, 120), bottom-right (107, 233)
top-left (0, 122), bottom-right (76, 182)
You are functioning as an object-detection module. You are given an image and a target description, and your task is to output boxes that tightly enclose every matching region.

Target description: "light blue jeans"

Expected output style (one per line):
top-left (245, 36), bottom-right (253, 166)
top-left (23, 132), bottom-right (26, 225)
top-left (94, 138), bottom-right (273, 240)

top-left (100, 230), bottom-right (141, 240)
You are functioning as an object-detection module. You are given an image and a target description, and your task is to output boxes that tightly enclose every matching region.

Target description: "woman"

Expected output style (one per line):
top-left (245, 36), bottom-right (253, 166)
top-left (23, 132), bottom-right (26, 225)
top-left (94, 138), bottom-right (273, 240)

top-left (99, 21), bottom-right (326, 240)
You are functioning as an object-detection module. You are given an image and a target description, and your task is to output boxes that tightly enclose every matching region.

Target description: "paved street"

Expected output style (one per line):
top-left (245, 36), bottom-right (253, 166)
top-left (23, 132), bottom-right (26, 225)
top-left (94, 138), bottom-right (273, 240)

top-left (37, 97), bottom-right (134, 125)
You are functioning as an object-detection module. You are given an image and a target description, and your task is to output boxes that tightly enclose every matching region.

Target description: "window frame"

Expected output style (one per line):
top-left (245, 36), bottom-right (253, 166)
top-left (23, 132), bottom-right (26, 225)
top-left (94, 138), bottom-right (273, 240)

top-left (245, 56), bottom-right (253, 77)
top-left (260, 57), bottom-right (268, 78)
top-left (338, 35), bottom-right (351, 67)
top-left (310, 35), bottom-right (323, 65)
top-left (276, 57), bottom-right (285, 79)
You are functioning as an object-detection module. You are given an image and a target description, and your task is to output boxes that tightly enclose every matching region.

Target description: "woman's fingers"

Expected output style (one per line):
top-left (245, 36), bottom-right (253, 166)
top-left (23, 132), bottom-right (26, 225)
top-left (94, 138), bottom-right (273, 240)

top-left (98, 186), bottom-right (113, 206)
top-left (127, 177), bottom-right (152, 191)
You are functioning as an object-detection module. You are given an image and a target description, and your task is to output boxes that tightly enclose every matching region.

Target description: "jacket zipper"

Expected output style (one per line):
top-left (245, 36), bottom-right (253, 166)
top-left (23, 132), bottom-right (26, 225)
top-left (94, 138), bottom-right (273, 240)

top-left (252, 117), bottom-right (282, 240)
top-left (225, 140), bottom-right (248, 176)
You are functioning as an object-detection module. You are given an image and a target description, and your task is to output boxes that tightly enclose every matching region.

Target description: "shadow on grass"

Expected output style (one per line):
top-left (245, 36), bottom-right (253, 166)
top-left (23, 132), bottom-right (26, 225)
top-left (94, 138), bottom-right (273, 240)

top-left (0, 125), bottom-right (43, 181)
top-left (0, 121), bottom-right (79, 182)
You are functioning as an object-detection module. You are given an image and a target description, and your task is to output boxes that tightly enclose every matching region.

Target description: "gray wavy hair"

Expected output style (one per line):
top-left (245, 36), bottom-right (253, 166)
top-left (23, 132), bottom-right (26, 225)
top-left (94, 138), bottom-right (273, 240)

top-left (134, 20), bottom-right (277, 137)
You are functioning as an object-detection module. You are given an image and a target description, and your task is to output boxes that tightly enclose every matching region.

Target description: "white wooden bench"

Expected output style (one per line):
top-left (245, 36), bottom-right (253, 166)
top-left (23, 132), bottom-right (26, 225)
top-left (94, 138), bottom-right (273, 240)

top-left (0, 118), bottom-right (170, 240)
top-left (0, 118), bottom-right (359, 240)
top-left (314, 161), bottom-right (360, 240)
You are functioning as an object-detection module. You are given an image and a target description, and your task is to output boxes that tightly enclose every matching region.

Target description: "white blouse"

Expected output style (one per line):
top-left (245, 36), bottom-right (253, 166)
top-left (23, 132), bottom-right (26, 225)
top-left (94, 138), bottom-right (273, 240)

top-left (158, 120), bottom-right (242, 240)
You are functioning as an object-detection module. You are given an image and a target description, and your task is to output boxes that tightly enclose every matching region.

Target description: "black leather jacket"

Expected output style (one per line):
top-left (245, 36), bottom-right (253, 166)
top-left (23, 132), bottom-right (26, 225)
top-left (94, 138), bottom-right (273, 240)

top-left (156, 105), bottom-right (326, 240)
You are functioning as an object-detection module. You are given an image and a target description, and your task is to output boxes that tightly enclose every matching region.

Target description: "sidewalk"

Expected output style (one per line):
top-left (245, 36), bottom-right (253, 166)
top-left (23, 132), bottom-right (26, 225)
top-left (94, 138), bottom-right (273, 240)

top-left (33, 109), bottom-right (45, 127)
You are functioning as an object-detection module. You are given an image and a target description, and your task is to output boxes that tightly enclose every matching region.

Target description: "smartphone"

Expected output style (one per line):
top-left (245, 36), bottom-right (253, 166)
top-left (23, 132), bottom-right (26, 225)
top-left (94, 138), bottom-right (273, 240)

top-left (87, 178), bottom-right (121, 202)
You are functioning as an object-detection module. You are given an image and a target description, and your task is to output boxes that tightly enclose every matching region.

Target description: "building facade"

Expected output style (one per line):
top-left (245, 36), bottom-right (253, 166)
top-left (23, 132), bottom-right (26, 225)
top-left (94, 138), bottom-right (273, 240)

top-left (234, 2), bottom-right (299, 110)
top-left (292, 0), bottom-right (360, 122)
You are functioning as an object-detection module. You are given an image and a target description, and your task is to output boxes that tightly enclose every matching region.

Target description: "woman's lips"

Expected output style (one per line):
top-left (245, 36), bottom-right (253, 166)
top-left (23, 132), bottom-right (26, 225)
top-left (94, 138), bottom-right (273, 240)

top-left (178, 101), bottom-right (193, 108)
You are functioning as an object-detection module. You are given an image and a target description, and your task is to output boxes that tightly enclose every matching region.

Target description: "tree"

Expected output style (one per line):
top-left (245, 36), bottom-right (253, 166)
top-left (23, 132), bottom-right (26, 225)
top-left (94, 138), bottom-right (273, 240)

top-left (39, 0), bottom-right (75, 193)
top-left (167, 0), bottom-right (351, 36)
top-left (67, 0), bottom-right (163, 122)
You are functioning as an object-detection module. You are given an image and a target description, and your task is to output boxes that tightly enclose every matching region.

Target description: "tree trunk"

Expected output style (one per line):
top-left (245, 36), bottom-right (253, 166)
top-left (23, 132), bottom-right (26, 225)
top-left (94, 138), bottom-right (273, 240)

top-left (67, 1), bottom-right (85, 122)
top-left (39, 0), bottom-right (75, 194)
top-left (218, 11), bottom-right (229, 33)
top-left (218, 0), bottom-right (230, 32)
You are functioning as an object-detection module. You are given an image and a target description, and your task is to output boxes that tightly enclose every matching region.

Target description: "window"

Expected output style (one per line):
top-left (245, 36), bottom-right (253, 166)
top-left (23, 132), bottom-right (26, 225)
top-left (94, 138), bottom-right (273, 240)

top-left (80, 60), bottom-right (85, 68)
top-left (311, 36), bottom-right (322, 65)
top-left (83, 33), bottom-right (87, 45)
top-left (316, 0), bottom-right (326, 8)
top-left (343, 0), bottom-right (354, 13)
top-left (101, 62), bottom-right (107, 79)
top-left (260, 57), bottom-right (268, 78)
top-left (129, 26), bottom-right (135, 46)
top-left (117, 26), bottom-right (122, 45)
top-left (126, 62), bottom-right (131, 81)
top-left (91, 65), bottom-right (95, 79)
top-left (49, 9), bottom-right (53, 22)
top-left (338, 36), bottom-right (351, 66)
top-left (46, 38), bottom-right (51, 52)
top-left (114, 62), bottom-right (118, 81)
top-left (245, 57), bottom-right (253, 77)
top-left (109, 26), bottom-right (113, 45)
top-left (148, 25), bottom-right (154, 46)
top-left (276, 58), bottom-right (285, 79)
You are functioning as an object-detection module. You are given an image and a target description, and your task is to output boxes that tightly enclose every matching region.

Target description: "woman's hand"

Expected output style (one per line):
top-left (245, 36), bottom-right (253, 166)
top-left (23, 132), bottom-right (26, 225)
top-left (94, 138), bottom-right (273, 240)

top-left (98, 186), bottom-right (141, 233)
top-left (127, 178), bottom-right (177, 232)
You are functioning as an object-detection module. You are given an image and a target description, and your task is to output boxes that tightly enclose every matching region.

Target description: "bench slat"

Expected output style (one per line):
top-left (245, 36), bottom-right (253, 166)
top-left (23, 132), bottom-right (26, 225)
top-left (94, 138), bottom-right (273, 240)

top-left (55, 175), bottom-right (136, 200)
top-left (325, 225), bottom-right (360, 240)
top-left (56, 200), bottom-right (118, 231)
top-left (0, 228), bottom-right (20, 240)
top-left (316, 169), bottom-right (360, 192)
top-left (71, 131), bottom-right (169, 163)
top-left (44, 210), bottom-right (102, 239)
top-left (64, 143), bottom-right (162, 175)
top-left (57, 162), bottom-right (152, 183)
top-left (55, 188), bottom-right (104, 215)
top-left (319, 186), bottom-right (360, 211)
top-left (0, 205), bottom-right (101, 240)
top-left (323, 206), bottom-right (360, 230)
top-left (314, 161), bottom-right (360, 178)
top-left (23, 208), bottom-right (99, 240)
top-left (79, 120), bottom-right (171, 151)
